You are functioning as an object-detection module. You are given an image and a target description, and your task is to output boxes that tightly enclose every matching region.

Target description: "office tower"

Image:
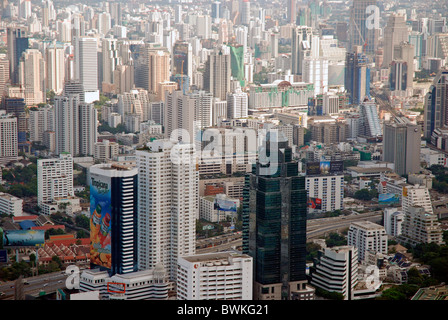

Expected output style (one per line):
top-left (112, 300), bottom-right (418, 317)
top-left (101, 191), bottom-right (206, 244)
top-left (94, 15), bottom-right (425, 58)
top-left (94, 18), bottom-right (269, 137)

top-left (203, 48), bottom-right (231, 101)
top-left (393, 42), bottom-right (414, 91)
top-left (382, 14), bottom-right (409, 68)
top-left (389, 60), bottom-right (408, 92)
top-left (4, 97), bottom-right (27, 144)
top-left (305, 174), bottom-right (344, 213)
top-left (212, 98), bottom-right (227, 125)
top-left (227, 88), bottom-right (248, 119)
top-left (243, 133), bottom-right (309, 300)
top-left (288, 0), bottom-right (296, 24)
top-left (291, 26), bottom-right (313, 75)
top-left (37, 153), bottom-right (74, 206)
top-left (349, 0), bottom-right (378, 54)
top-left (113, 63), bottom-right (134, 95)
top-left (74, 36), bottom-right (98, 92)
top-left (347, 221), bottom-right (387, 262)
top-left (400, 206), bottom-right (444, 246)
top-left (7, 27), bottom-right (29, 85)
top-left (424, 68), bottom-right (448, 140)
top-left (89, 163), bottom-right (138, 275)
top-left (229, 44), bottom-right (245, 87)
top-left (0, 54), bottom-right (9, 100)
top-left (102, 38), bottom-right (121, 91)
top-left (18, 49), bottom-right (45, 105)
top-left (310, 246), bottom-right (358, 300)
top-left (138, 44), bottom-right (170, 95)
top-left (196, 15), bottom-right (211, 39)
top-left (218, 19), bottom-right (229, 45)
top-left (177, 252), bottom-right (253, 300)
top-left (211, 1), bottom-right (220, 22)
top-left (137, 140), bottom-right (198, 281)
top-left (63, 80), bottom-right (85, 103)
top-left (383, 121), bottom-right (421, 176)
top-left (110, 2), bottom-right (122, 26)
top-left (98, 12), bottom-right (112, 36)
top-left (0, 112), bottom-right (18, 165)
top-left (303, 57), bottom-right (329, 95)
top-left (358, 99), bottom-right (382, 137)
top-left (171, 41), bottom-right (193, 86)
top-left (46, 43), bottom-right (65, 94)
top-left (345, 46), bottom-right (371, 105)
top-left (54, 94), bottom-right (98, 156)
top-left (29, 105), bottom-right (54, 143)
top-left (241, 0), bottom-right (250, 25)
top-left (309, 121), bottom-right (348, 144)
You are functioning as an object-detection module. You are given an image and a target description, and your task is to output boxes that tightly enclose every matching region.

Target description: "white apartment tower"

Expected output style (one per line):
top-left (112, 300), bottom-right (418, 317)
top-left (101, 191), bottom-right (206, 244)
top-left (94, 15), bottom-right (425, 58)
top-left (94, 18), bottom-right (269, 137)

top-left (19, 49), bottom-right (45, 105)
top-left (305, 175), bottom-right (344, 213)
top-left (29, 105), bottom-right (54, 143)
top-left (0, 113), bottom-right (18, 165)
top-left (46, 44), bottom-right (65, 94)
top-left (74, 36), bottom-right (98, 92)
top-left (402, 185), bottom-right (433, 214)
top-left (310, 246), bottom-right (359, 300)
top-left (177, 252), bottom-right (253, 300)
top-left (227, 89), bottom-right (248, 119)
top-left (400, 206), bottom-right (444, 246)
top-left (347, 221), bottom-right (388, 262)
top-left (37, 153), bottom-right (74, 206)
top-left (137, 140), bottom-right (198, 281)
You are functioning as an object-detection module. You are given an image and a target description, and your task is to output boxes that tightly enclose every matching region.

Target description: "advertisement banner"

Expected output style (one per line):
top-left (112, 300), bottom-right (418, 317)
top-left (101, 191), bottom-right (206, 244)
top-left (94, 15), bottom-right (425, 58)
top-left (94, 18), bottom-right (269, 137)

top-left (90, 176), bottom-right (112, 270)
top-left (214, 198), bottom-right (238, 212)
top-left (330, 161), bottom-right (344, 174)
top-left (379, 193), bottom-right (400, 204)
top-left (320, 161), bottom-right (331, 174)
top-left (308, 197), bottom-right (322, 210)
top-left (2, 230), bottom-right (45, 247)
top-left (306, 162), bottom-right (321, 175)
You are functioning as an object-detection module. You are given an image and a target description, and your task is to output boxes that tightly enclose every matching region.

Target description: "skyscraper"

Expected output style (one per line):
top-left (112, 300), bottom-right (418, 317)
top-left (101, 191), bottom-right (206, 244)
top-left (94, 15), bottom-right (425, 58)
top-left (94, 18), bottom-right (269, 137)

top-left (137, 140), bottom-right (198, 281)
top-left (138, 44), bottom-right (170, 95)
top-left (349, 0), bottom-right (378, 54)
top-left (204, 48), bottom-right (231, 101)
top-left (229, 44), bottom-right (245, 87)
top-left (89, 163), bottom-right (139, 275)
top-left (46, 43), bottom-right (65, 94)
top-left (7, 26), bottom-right (29, 85)
top-left (345, 46), bottom-right (371, 105)
top-left (171, 41), bottom-right (193, 84)
top-left (74, 36), bottom-right (98, 92)
top-left (383, 120), bottom-right (421, 176)
top-left (243, 132), bottom-right (308, 300)
top-left (287, 0), bottom-right (297, 24)
top-left (18, 49), bottom-right (45, 105)
top-left (291, 26), bottom-right (313, 75)
top-left (0, 112), bottom-right (18, 165)
top-left (424, 68), bottom-right (448, 139)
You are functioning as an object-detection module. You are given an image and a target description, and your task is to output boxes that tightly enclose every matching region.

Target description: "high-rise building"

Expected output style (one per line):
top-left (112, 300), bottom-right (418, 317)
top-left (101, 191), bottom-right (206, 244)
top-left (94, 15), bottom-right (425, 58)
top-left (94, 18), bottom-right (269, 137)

top-left (18, 49), bottom-right (45, 105)
top-left (383, 207), bottom-right (404, 237)
top-left (382, 14), bottom-right (409, 68)
top-left (102, 38), bottom-right (121, 90)
top-left (305, 174), bottom-right (344, 214)
top-left (4, 97), bottom-right (27, 144)
top-left (349, 0), bottom-right (378, 54)
top-left (229, 44), bottom-right (245, 87)
top-left (74, 36), bottom-right (98, 92)
top-left (227, 88), bottom-right (248, 119)
top-left (347, 221), bottom-right (387, 262)
top-left (0, 54), bottom-right (10, 101)
top-left (46, 43), bottom-right (65, 95)
top-left (171, 41), bottom-right (193, 85)
top-left (345, 46), bottom-right (371, 105)
top-left (358, 99), bottom-right (382, 137)
top-left (291, 26), bottom-right (313, 75)
top-left (241, 0), bottom-right (251, 25)
top-left (89, 163), bottom-right (138, 275)
top-left (310, 246), bottom-right (359, 300)
top-left (204, 48), bottom-right (231, 101)
top-left (0, 112), bottom-right (18, 165)
top-left (177, 252), bottom-right (253, 300)
top-left (383, 120), bottom-right (421, 176)
top-left (243, 133), bottom-right (309, 300)
top-left (423, 68), bottom-right (448, 140)
top-left (37, 153), bottom-right (74, 206)
top-left (137, 44), bottom-right (170, 95)
top-left (400, 206), bottom-right (444, 246)
top-left (288, 0), bottom-right (297, 24)
top-left (29, 105), bottom-right (54, 143)
top-left (137, 140), bottom-right (198, 281)
top-left (54, 94), bottom-right (97, 156)
top-left (7, 26), bottom-right (29, 85)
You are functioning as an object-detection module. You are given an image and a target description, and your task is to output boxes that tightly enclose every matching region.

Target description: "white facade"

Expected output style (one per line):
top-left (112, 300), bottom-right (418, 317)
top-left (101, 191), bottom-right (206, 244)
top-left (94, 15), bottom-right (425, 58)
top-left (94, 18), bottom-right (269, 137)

top-left (199, 194), bottom-right (240, 223)
top-left (226, 89), bottom-right (248, 119)
top-left (347, 221), bottom-right (388, 262)
top-left (0, 113), bottom-right (18, 165)
top-left (137, 140), bottom-right (198, 281)
top-left (310, 246), bottom-right (359, 300)
top-left (401, 206), bottom-right (444, 245)
top-left (177, 252), bottom-right (253, 300)
top-left (0, 192), bottom-right (23, 216)
top-left (305, 175), bottom-right (344, 213)
top-left (74, 36), bottom-right (98, 91)
top-left (402, 185), bottom-right (433, 214)
top-left (37, 153), bottom-right (74, 207)
top-left (383, 207), bottom-right (405, 237)
top-left (29, 105), bottom-right (54, 143)
top-left (94, 140), bottom-right (119, 162)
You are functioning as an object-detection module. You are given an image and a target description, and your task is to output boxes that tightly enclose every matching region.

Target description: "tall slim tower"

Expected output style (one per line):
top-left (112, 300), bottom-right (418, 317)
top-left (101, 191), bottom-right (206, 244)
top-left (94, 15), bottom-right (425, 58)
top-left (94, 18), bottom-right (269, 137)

top-left (345, 46), bottom-right (371, 105)
top-left (243, 132), bottom-right (308, 300)
top-left (423, 68), bottom-right (448, 139)
top-left (382, 14), bottom-right (409, 68)
top-left (89, 163), bottom-right (138, 275)
top-left (74, 36), bottom-right (98, 92)
top-left (291, 26), bottom-right (313, 75)
top-left (349, 0), bottom-right (378, 54)
top-left (137, 140), bottom-right (198, 281)
top-left (203, 48), bottom-right (231, 101)
top-left (287, 0), bottom-right (296, 24)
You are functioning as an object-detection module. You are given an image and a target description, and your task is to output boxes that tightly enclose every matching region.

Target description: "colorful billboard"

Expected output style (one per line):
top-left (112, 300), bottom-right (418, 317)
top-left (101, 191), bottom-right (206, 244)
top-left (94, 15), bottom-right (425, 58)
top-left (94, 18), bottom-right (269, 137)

top-left (2, 230), bottom-right (45, 247)
top-left (214, 198), bottom-right (238, 212)
top-left (379, 193), bottom-right (400, 204)
top-left (308, 197), bottom-right (322, 210)
top-left (90, 175), bottom-right (112, 270)
top-left (306, 160), bottom-right (344, 175)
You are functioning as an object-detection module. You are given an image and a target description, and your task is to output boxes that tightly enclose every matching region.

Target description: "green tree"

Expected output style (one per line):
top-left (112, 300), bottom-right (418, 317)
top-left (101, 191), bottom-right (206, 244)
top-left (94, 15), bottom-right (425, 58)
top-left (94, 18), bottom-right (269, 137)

top-left (353, 189), bottom-right (372, 201)
top-left (75, 214), bottom-right (90, 230)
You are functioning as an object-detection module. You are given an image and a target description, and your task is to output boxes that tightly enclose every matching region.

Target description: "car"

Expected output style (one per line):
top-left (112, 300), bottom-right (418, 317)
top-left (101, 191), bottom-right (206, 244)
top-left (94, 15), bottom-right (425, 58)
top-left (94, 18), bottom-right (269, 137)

top-left (43, 283), bottom-right (48, 287)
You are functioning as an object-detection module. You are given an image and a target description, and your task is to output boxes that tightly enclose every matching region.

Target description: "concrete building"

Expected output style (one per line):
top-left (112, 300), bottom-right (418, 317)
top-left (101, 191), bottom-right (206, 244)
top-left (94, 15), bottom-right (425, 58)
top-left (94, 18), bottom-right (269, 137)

top-left (18, 49), bottom-right (45, 105)
top-left (177, 252), bottom-right (253, 300)
top-left (310, 246), bottom-right (359, 300)
top-left (305, 174), bottom-right (344, 214)
top-left (94, 140), bottom-right (119, 162)
top-left (383, 207), bottom-right (405, 237)
top-left (74, 36), bottom-right (98, 92)
top-left (204, 48), bottom-right (231, 101)
top-left (136, 140), bottom-right (198, 282)
top-left (0, 112), bottom-right (18, 165)
top-left (400, 206), bottom-right (444, 246)
top-left (347, 221), bottom-right (388, 262)
top-left (0, 192), bottom-right (23, 216)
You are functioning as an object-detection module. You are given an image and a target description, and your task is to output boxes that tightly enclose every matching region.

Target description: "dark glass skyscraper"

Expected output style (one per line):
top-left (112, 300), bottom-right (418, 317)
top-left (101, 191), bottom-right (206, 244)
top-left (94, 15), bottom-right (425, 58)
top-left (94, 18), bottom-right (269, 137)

top-left (345, 46), bottom-right (371, 105)
top-left (243, 132), bottom-right (308, 300)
